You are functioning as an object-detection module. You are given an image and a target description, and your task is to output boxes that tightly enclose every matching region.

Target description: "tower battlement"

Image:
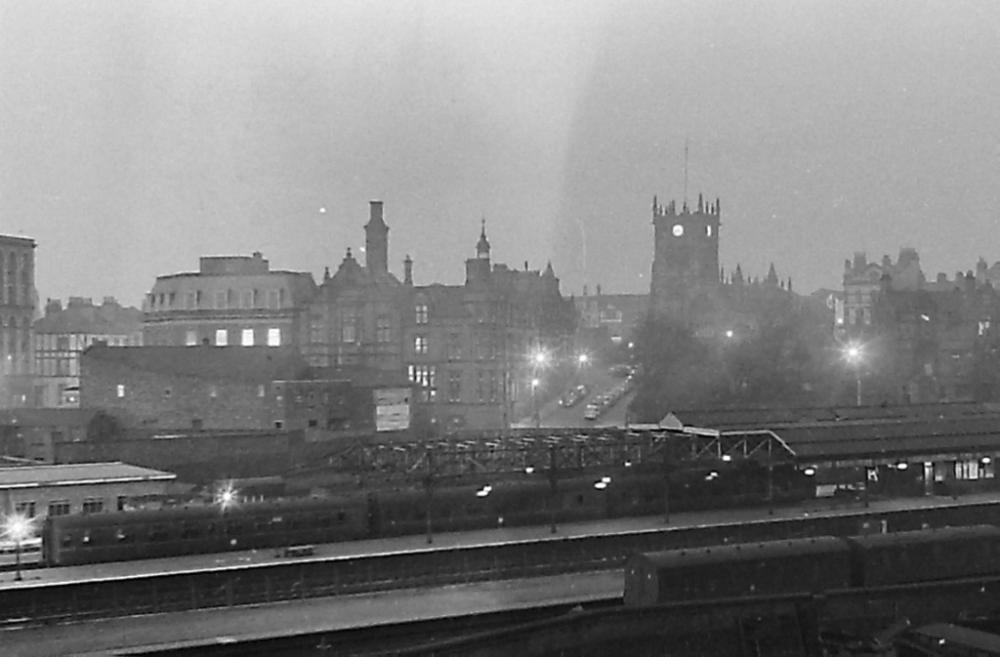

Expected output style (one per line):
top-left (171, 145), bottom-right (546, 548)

top-left (652, 193), bottom-right (721, 220)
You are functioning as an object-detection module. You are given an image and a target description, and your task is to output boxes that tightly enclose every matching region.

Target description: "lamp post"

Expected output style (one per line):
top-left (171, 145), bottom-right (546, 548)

top-left (215, 483), bottom-right (238, 549)
top-left (530, 378), bottom-right (541, 428)
top-left (844, 342), bottom-right (864, 407)
top-left (3, 514), bottom-right (30, 582)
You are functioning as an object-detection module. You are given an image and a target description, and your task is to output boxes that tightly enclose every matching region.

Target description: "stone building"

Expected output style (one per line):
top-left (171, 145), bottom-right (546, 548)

top-left (841, 248), bottom-right (925, 336)
top-left (0, 234), bottom-right (36, 407)
top-left (143, 252), bottom-right (315, 349)
top-left (303, 201), bottom-right (409, 377)
top-left (405, 223), bottom-right (575, 432)
top-left (33, 297), bottom-right (143, 408)
top-left (649, 194), bottom-right (721, 321)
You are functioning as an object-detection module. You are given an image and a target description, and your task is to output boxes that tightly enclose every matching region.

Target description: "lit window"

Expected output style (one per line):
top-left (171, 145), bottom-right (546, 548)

top-left (116, 384), bottom-right (125, 398)
top-left (415, 303), bottom-right (429, 324)
top-left (185, 330), bottom-right (198, 346)
top-left (706, 225), bottom-right (713, 237)
top-left (241, 329), bottom-right (254, 346)
top-left (209, 385), bottom-right (218, 399)
top-left (267, 328), bottom-right (281, 346)
top-left (215, 329), bottom-right (228, 346)
top-left (257, 384), bottom-right (266, 397)
top-left (414, 335), bottom-right (428, 355)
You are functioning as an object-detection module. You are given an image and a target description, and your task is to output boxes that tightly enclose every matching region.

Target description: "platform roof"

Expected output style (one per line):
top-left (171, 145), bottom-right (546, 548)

top-left (0, 462), bottom-right (175, 490)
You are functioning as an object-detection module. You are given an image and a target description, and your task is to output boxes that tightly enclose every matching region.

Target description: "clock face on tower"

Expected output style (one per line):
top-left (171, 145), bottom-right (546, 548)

top-left (671, 224), bottom-right (684, 237)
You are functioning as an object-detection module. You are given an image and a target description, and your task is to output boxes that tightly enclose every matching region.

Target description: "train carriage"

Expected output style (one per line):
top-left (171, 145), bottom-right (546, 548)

top-left (624, 535), bottom-right (853, 606)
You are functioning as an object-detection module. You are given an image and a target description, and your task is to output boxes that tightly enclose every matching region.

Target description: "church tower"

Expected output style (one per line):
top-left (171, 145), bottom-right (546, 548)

top-left (364, 200), bottom-right (389, 275)
top-left (650, 193), bottom-right (721, 320)
top-left (465, 219), bottom-right (492, 287)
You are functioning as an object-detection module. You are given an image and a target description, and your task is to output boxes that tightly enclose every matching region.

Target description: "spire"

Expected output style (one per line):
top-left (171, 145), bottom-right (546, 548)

top-left (543, 261), bottom-right (555, 278)
top-left (476, 217), bottom-right (491, 260)
top-left (766, 263), bottom-right (778, 286)
top-left (323, 266), bottom-right (331, 282)
top-left (697, 193), bottom-right (703, 213)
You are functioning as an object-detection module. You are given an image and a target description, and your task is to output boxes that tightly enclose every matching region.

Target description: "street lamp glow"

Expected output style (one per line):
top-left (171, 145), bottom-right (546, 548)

top-left (530, 377), bottom-right (540, 389)
top-left (3, 513), bottom-right (32, 582)
top-left (577, 353), bottom-right (589, 365)
top-left (215, 482), bottom-right (239, 511)
top-left (844, 343), bottom-right (863, 363)
top-left (532, 350), bottom-right (548, 367)
top-left (724, 329), bottom-right (734, 339)
top-left (524, 465), bottom-right (535, 474)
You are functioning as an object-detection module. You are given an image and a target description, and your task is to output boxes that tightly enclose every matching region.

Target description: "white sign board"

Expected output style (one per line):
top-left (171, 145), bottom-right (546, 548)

top-left (375, 387), bottom-right (411, 432)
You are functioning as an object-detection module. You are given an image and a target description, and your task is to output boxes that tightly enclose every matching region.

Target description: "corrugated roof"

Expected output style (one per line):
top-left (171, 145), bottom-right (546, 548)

top-left (0, 462), bottom-right (175, 489)
top-left (777, 415), bottom-right (1000, 459)
top-left (81, 344), bottom-right (309, 383)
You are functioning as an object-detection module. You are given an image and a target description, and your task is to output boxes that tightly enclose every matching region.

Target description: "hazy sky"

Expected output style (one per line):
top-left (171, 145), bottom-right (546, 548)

top-left (2, 0), bottom-right (999, 307)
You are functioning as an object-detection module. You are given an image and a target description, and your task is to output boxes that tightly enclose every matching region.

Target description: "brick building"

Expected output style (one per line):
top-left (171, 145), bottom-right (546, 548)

top-left (0, 408), bottom-right (100, 463)
top-left (0, 234), bottom-right (37, 407)
top-left (405, 223), bottom-right (575, 432)
top-left (80, 344), bottom-right (309, 431)
top-left (143, 252), bottom-right (315, 349)
top-left (33, 296), bottom-right (143, 408)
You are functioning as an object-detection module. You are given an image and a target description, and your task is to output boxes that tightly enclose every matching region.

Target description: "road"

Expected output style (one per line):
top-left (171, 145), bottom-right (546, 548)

top-left (513, 364), bottom-right (636, 429)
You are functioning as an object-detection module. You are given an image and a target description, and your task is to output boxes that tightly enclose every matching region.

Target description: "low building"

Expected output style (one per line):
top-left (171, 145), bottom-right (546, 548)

top-left (0, 408), bottom-right (101, 463)
top-left (33, 297), bottom-right (143, 408)
top-left (0, 461), bottom-right (175, 520)
top-left (80, 344), bottom-right (310, 431)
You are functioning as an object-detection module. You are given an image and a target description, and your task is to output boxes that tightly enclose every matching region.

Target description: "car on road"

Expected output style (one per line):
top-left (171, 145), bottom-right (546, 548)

top-left (559, 384), bottom-right (588, 408)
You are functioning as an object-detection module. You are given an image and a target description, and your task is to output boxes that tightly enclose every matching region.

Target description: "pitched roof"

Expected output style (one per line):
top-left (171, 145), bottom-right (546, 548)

top-left (0, 462), bottom-right (175, 489)
top-left (82, 345), bottom-right (309, 383)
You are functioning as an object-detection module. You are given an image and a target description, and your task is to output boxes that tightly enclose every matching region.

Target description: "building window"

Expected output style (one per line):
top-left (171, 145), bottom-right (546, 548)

top-left (258, 384), bottom-right (266, 397)
top-left (241, 290), bottom-right (253, 309)
top-left (447, 333), bottom-right (461, 360)
top-left (706, 225), bottom-right (713, 237)
top-left (341, 313), bottom-right (357, 343)
top-left (209, 385), bottom-right (218, 399)
top-left (477, 370), bottom-right (486, 403)
top-left (48, 500), bottom-right (70, 517)
top-left (980, 320), bottom-right (991, 336)
top-left (82, 498), bottom-right (104, 514)
top-left (215, 329), bottom-right (228, 346)
top-left (415, 303), bottom-right (429, 325)
top-left (408, 365), bottom-right (437, 401)
top-left (163, 387), bottom-right (172, 398)
top-left (186, 291), bottom-right (197, 309)
top-left (447, 370), bottom-right (462, 403)
top-left (267, 328), bottom-right (281, 347)
top-left (116, 384), bottom-right (125, 398)
top-left (117, 496), bottom-right (127, 511)
top-left (215, 291), bottom-right (227, 309)
top-left (268, 289), bottom-right (280, 310)
top-left (14, 501), bottom-right (35, 518)
top-left (185, 330), bottom-right (198, 346)
top-left (241, 329), bottom-right (254, 346)
top-left (376, 316), bottom-right (391, 343)
top-left (414, 335), bottom-right (428, 355)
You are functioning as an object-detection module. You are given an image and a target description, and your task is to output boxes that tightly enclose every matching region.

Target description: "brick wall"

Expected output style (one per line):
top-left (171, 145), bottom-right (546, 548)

top-left (81, 356), bottom-right (274, 430)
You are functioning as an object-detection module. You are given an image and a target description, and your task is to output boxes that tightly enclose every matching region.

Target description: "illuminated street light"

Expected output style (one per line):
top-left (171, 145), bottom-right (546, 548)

top-left (724, 329), bottom-right (735, 339)
top-left (524, 465), bottom-right (535, 474)
top-left (215, 482), bottom-right (239, 511)
top-left (476, 484), bottom-right (492, 498)
top-left (532, 350), bottom-right (549, 367)
top-left (721, 454), bottom-right (732, 463)
top-left (577, 353), bottom-right (589, 366)
top-left (842, 342), bottom-right (865, 407)
top-left (803, 466), bottom-right (817, 477)
top-left (3, 513), bottom-right (31, 582)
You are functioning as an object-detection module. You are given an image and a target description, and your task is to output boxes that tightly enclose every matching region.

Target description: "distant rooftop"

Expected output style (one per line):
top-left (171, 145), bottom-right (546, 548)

top-left (0, 462), bottom-right (175, 489)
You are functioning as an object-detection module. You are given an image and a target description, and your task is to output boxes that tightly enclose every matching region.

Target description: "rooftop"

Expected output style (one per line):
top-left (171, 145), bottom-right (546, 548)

top-left (0, 462), bottom-right (175, 489)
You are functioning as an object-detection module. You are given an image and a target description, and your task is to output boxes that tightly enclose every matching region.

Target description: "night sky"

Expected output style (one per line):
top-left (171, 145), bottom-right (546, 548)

top-left (2, 1), bottom-right (998, 307)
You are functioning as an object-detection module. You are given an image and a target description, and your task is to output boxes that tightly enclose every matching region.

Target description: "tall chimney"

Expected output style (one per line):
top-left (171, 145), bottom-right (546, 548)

top-left (364, 200), bottom-right (389, 275)
top-left (404, 255), bottom-right (413, 285)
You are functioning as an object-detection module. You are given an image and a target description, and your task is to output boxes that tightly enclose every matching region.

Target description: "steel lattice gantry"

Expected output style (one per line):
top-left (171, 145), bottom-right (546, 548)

top-left (322, 427), bottom-right (797, 484)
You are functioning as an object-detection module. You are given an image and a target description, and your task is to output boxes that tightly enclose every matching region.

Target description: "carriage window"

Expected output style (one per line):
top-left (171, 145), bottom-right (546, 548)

top-left (116, 528), bottom-right (130, 543)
